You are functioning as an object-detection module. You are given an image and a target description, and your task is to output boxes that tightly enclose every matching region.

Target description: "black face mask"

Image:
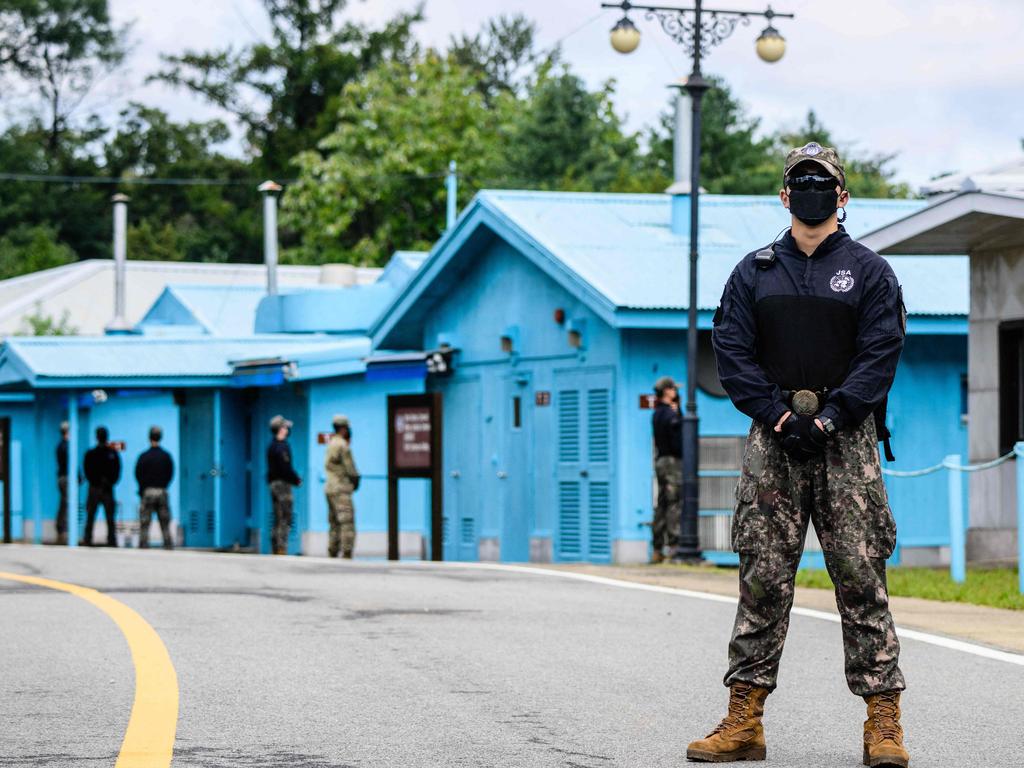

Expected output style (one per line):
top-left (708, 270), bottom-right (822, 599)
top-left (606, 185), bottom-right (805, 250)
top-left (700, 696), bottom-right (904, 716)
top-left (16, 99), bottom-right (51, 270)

top-left (787, 187), bottom-right (839, 225)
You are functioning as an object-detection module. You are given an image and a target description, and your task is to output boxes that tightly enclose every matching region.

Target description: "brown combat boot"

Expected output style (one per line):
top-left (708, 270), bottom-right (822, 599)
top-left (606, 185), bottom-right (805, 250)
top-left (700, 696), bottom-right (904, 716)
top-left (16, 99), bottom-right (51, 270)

top-left (650, 549), bottom-right (665, 565)
top-left (863, 691), bottom-right (910, 767)
top-left (686, 682), bottom-right (769, 762)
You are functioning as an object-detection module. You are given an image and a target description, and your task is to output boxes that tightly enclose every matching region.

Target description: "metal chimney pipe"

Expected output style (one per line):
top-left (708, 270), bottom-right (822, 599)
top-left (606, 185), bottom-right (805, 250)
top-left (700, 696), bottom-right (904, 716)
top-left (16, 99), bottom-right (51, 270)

top-left (105, 193), bottom-right (132, 334)
top-left (445, 160), bottom-right (458, 231)
top-left (259, 180), bottom-right (283, 295)
top-left (665, 81), bottom-right (693, 194)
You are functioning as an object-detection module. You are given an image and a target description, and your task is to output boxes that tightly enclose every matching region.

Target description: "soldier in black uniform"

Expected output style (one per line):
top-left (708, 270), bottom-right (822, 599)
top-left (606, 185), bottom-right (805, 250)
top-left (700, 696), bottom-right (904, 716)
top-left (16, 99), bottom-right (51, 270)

top-left (688, 144), bottom-right (910, 767)
top-left (135, 426), bottom-right (175, 549)
top-left (651, 376), bottom-right (682, 564)
top-left (55, 421), bottom-right (69, 545)
top-left (267, 415), bottom-right (301, 555)
top-left (83, 426), bottom-right (121, 547)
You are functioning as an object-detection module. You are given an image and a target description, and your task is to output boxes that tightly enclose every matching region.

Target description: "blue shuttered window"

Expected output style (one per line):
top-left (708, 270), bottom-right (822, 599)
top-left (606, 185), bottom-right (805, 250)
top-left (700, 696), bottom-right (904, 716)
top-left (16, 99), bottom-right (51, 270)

top-left (587, 389), bottom-right (610, 464)
top-left (558, 390), bottom-right (580, 463)
top-left (558, 481), bottom-right (581, 558)
top-left (588, 481), bottom-right (611, 559)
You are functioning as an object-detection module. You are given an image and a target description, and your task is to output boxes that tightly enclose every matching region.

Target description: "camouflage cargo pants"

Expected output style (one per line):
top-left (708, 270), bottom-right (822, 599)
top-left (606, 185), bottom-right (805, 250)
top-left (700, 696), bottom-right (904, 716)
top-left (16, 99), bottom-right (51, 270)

top-left (326, 490), bottom-right (355, 558)
top-left (270, 480), bottom-right (294, 554)
top-left (138, 487), bottom-right (173, 549)
top-left (653, 455), bottom-right (682, 551)
top-left (724, 417), bottom-right (905, 697)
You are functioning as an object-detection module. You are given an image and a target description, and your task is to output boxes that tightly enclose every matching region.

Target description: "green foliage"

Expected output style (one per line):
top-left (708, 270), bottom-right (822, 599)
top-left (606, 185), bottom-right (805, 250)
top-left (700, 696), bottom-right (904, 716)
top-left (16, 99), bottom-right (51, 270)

top-left (0, 0), bottom-right (127, 152)
top-left (150, 0), bottom-right (422, 178)
top-left (0, 223), bottom-right (76, 279)
top-left (773, 110), bottom-right (913, 199)
top-left (796, 566), bottom-right (1024, 611)
top-left (284, 52), bottom-right (513, 265)
top-left (501, 67), bottom-right (662, 193)
top-left (18, 304), bottom-right (77, 336)
top-left (449, 13), bottom-right (552, 103)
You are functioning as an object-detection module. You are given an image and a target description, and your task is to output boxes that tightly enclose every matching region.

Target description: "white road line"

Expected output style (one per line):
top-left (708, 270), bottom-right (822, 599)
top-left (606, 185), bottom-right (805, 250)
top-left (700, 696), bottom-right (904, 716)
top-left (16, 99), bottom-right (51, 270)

top-left (434, 561), bottom-right (1024, 668)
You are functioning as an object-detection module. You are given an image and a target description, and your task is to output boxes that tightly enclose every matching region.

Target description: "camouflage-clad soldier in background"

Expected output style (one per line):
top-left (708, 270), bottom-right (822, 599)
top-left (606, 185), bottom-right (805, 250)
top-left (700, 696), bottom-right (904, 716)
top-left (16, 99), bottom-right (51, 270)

top-left (324, 415), bottom-right (360, 559)
top-left (689, 144), bottom-right (909, 767)
top-left (135, 426), bottom-right (175, 549)
top-left (651, 376), bottom-right (682, 564)
top-left (267, 415), bottom-right (301, 555)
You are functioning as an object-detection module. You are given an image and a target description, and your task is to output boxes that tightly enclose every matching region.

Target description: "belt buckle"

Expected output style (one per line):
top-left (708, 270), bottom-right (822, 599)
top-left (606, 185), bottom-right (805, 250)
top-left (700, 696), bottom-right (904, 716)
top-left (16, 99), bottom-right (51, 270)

top-left (791, 389), bottom-right (819, 416)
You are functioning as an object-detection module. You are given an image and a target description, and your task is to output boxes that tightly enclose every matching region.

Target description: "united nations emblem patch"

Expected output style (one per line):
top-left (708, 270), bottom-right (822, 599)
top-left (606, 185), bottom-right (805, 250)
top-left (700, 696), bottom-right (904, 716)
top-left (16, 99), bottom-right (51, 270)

top-left (830, 269), bottom-right (855, 292)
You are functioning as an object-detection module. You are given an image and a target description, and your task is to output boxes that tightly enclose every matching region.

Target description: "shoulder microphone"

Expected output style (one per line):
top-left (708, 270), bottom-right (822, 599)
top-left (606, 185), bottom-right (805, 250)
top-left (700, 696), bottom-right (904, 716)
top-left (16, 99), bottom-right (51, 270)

top-left (753, 227), bottom-right (789, 269)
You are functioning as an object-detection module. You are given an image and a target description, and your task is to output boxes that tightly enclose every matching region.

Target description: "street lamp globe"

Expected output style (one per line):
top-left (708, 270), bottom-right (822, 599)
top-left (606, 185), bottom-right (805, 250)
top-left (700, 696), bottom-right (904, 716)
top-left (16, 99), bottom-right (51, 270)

top-left (610, 16), bottom-right (641, 54)
top-left (755, 25), bottom-right (786, 62)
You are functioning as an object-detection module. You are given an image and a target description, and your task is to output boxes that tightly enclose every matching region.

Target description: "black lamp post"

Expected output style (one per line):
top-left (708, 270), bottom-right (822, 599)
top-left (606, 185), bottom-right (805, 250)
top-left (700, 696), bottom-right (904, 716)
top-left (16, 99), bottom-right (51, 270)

top-left (603, 0), bottom-right (793, 562)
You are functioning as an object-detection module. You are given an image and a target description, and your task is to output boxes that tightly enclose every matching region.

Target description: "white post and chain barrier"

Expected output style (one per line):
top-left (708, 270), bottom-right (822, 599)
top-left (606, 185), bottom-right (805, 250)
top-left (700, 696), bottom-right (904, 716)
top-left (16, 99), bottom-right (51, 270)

top-left (882, 444), bottom-right (1023, 592)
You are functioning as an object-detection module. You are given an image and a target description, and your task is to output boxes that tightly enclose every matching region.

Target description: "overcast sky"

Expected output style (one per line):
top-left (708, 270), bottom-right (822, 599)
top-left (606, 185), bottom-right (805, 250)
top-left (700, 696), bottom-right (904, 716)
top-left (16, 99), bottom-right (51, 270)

top-left (88, 0), bottom-right (1024, 189)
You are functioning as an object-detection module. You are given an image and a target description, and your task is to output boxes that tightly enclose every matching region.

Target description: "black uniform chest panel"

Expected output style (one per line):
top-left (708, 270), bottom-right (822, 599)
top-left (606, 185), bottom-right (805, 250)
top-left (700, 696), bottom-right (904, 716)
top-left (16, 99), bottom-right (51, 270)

top-left (754, 295), bottom-right (858, 391)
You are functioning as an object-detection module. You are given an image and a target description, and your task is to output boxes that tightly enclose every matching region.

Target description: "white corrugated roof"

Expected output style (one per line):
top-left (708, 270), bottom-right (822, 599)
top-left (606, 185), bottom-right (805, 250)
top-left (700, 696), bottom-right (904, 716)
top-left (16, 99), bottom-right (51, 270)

top-left (921, 157), bottom-right (1024, 196)
top-left (0, 259), bottom-right (381, 336)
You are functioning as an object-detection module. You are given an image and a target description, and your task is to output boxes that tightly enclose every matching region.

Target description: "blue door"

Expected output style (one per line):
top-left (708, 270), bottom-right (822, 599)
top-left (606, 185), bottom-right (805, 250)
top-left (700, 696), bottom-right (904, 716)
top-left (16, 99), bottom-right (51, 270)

top-left (554, 369), bottom-right (614, 562)
top-left (499, 374), bottom-right (532, 562)
top-left (441, 377), bottom-right (481, 561)
top-left (178, 391), bottom-right (215, 547)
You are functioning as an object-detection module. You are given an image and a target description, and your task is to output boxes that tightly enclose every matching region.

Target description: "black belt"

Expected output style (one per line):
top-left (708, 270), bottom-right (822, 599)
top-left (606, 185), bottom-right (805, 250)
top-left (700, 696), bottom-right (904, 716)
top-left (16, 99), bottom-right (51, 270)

top-left (783, 389), bottom-right (828, 416)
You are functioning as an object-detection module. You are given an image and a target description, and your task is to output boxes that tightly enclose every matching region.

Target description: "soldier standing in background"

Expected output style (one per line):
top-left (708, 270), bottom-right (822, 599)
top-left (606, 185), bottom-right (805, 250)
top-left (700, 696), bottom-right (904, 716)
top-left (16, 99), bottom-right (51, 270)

top-left (325, 414), bottom-right (360, 559)
top-left (267, 415), bottom-right (301, 555)
top-left (650, 376), bottom-right (682, 564)
top-left (83, 426), bottom-right (121, 547)
top-left (135, 426), bottom-right (175, 549)
top-left (55, 421), bottom-right (69, 545)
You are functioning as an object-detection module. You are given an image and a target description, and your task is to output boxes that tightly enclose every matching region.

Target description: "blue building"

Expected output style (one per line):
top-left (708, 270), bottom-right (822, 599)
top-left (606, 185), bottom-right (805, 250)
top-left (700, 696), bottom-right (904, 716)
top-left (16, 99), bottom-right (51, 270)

top-left (373, 191), bottom-right (968, 565)
top-left (0, 192), bottom-right (968, 565)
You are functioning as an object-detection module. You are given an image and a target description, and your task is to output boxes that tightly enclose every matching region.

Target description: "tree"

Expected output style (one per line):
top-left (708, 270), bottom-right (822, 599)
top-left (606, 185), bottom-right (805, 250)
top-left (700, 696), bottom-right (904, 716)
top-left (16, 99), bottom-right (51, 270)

top-left (0, 223), bottom-right (76, 279)
top-left (502, 66), bottom-right (659, 192)
top-left (284, 52), bottom-right (514, 266)
top-left (448, 13), bottom-right (554, 103)
top-left (0, 0), bottom-right (127, 154)
top-left (151, 0), bottom-right (422, 178)
top-left (645, 76), bottom-right (777, 194)
top-left (103, 104), bottom-right (256, 262)
top-left (772, 110), bottom-right (912, 198)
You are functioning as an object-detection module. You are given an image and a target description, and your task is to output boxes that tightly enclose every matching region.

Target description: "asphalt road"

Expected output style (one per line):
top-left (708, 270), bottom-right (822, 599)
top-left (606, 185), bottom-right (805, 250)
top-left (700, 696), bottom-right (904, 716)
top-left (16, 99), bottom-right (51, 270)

top-left (1, 546), bottom-right (1022, 768)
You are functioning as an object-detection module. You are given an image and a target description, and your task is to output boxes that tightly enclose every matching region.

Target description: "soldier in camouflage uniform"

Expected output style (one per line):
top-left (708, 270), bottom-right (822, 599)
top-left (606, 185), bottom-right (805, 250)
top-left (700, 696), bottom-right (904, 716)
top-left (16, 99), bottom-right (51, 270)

top-left (651, 376), bottom-right (682, 563)
top-left (325, 414), bottom-right (360, 559)
top-left (267, 415), bottom-right (301, 555)
top-left (689, 144), bottom-right (910, 767)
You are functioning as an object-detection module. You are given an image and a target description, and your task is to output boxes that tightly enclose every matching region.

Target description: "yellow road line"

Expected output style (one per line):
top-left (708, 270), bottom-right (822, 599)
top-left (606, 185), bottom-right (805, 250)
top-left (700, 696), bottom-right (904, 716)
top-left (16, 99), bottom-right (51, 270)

top-left (0, 571), bottom-right (179, 767)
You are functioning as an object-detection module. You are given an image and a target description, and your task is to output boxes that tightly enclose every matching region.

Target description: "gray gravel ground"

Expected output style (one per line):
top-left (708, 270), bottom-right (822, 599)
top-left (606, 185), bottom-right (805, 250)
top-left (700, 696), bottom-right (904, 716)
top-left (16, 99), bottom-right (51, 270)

top-left (1, 545), bottom-right (1021, 767)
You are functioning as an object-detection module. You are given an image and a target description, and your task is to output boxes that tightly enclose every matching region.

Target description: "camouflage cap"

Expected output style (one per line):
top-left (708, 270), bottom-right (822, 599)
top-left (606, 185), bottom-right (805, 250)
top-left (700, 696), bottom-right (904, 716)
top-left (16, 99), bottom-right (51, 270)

top-left (332, 414), bottom-right (350, 429)
top-left (654, 376), bottom-right (677, 394)
top-left (783, 142), bottom-right (846, 188)
top-left (269, 414), bottom-right (293, 432)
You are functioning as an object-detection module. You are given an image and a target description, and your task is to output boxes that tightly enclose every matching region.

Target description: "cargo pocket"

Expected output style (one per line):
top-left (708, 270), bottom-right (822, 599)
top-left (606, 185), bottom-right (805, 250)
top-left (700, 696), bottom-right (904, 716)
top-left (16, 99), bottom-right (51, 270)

top-left (865, 478), bottom-right (897, 559)
top-left (730, 477), bottom-right (763, 553)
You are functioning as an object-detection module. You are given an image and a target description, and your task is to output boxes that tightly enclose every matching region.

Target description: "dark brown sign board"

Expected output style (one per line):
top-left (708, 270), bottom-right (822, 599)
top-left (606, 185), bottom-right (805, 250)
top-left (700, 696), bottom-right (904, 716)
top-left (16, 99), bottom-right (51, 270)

top-left (639, 394), bottom-right (657, 409)
top-left (316, 432), bottom-right (333, 445)
top-left (387, 393), bottom-right (443, 561)
top-left (535, 391), bottom-right (551, 406)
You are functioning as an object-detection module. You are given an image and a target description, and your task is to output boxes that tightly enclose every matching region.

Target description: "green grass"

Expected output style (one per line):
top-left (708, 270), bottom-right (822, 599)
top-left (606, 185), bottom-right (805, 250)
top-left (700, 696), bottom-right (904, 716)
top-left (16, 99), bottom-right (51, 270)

top-left (795, 566), bottom-right (1024, 611)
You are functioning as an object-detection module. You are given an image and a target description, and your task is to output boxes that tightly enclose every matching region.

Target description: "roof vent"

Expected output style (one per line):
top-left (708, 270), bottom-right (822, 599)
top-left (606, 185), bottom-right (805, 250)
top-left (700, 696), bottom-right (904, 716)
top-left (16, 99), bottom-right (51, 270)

top-left (319, 264), bottom-right (358, 286)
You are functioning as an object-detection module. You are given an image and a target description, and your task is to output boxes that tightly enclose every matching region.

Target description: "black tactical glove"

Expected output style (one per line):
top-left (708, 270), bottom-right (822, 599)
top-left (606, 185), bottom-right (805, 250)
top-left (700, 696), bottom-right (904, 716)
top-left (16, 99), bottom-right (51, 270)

top-left (778, 414), bottom-right (829, 462)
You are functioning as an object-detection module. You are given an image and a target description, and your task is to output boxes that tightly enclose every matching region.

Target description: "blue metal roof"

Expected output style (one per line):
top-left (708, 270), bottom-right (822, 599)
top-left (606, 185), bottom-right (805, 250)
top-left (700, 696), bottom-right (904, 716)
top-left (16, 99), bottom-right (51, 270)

top-left (481, 190), bottom-right (965, 315)
top-left (138, 285), bottom-right (267, 336)
top-left (373, 191), bottom-right (968, 349)
top-left (0, 335), bottom-right (369, 388)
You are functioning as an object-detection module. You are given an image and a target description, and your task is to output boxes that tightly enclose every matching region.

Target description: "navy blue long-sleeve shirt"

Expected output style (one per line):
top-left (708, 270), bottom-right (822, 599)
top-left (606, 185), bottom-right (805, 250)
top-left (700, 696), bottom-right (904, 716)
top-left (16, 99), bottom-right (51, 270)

top-left (135, 446), bottom-right (174, 493)
top-left (652, 402), bottom-right (682, 458)
top-left (711, 227), bottom-right (906, 431)
top-left (267, 439), bottom-right (301, 485)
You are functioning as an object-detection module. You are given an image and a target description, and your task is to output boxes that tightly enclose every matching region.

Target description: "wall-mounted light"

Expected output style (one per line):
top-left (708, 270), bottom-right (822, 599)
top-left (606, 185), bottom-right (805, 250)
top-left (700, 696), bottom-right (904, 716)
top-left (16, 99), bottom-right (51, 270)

top-left (553, 308), bottom-right (566, 325)
top-left (567, 318), bottom-right (587, 350)
top-left (501, 325), bottom-right (520, 354)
